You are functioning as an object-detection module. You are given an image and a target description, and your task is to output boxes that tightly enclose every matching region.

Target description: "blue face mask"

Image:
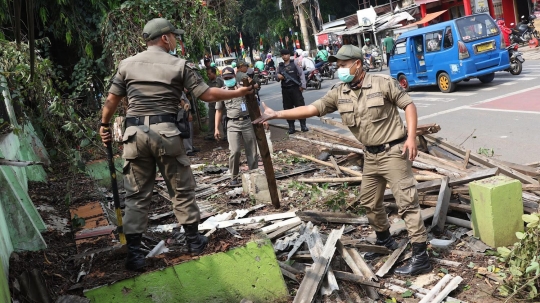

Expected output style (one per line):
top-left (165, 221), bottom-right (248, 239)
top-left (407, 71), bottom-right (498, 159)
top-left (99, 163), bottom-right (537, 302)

top-left (224, 78), bottom-right (237, 87)
top-left (337, 67), bottom-right (355, 83)
top-left (165, 37), bottom-right (177, 56)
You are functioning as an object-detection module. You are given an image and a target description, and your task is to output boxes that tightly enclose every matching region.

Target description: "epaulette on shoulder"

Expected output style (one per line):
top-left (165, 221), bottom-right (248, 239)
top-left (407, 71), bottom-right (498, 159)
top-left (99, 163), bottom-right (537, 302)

top-left (185, 62), bottom-right (199, 70)
top-left (330, 82), bottom-right (346, 90)
top-left (372, 73), bottom-right (393, 81)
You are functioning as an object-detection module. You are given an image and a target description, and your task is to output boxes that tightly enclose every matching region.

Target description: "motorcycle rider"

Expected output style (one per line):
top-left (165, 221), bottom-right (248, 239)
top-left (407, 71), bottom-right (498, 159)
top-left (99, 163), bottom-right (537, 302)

top-left (315, 45), bottom-right (329, 70)
top-left (301, 51), bottom-right (316, 76)
top-left (254, 56), bottom-right (265, 72)
top-left (497, 19), bottom-right (511, 46)
top-left (362, 38), bottom-right (377, 68)
top-left (265, 54), bottom-right (275, 70)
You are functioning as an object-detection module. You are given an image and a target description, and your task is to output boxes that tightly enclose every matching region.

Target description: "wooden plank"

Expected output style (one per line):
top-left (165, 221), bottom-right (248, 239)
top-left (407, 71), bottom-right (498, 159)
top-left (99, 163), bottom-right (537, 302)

top-left (290, 135), bottom-right (364, 154)
top-left (418, 274), bottom-right (452, 303)
top-left (431, 276), bottom-right (464, 303)
top-left (303, 224), bottom-right (339, 296)
top-left (297, 177), bottom-right (363, 183)
top-left (275, 166), bottom-right (318, 180)
top-left (375, 239), bottom-right (409, 277)
top-left (347, 248), bottom-right (378, 282)
top-left (416, 151), bottom-right (466, 174)
top-left (281, 268), bottom-right (299, 282)
top-left (496, 159), bottom-right (540, 177)
top-left (296, 211), bottom-right (369, 225)
top-left (432, 258), bottom-right (461, 268)
top-left (243, 78), bottom-right (280, 208)
top-left (425, 135), bottom-right (539, 185)
top-left (293, 227), bottom-right (343, 303)
top-left (329, 156), bottom-right (343, 177)
top-left (310, 126), bottom-right (364, 149)
top-left (335, 240), bottom-right (379, 300)
top-left (448, 167), bottom-right (500, 186)
top-left (279, 261), bottom-right (304, 274)
top-left (340, 240), bottom-right (392, 254)
top-left (431, 177), bottom-right (451, 234)
top-left (198, 212), bottom-right (296, 230)
top-left (287, 149), bottom-right (363, 177)
top-left (333, 271), bottom-right (381, 288)
top-left (261, 217), bottom-right (302, 234)
top-left (267, 219), bottom-right (302, 240)
top-left (462, 150), bottom-right (471, 169)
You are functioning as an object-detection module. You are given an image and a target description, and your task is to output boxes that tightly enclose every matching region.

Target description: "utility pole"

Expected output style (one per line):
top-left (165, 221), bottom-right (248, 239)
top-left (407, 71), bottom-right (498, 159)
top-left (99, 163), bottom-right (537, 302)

top-left (297, 3), bottom-right (311, 51)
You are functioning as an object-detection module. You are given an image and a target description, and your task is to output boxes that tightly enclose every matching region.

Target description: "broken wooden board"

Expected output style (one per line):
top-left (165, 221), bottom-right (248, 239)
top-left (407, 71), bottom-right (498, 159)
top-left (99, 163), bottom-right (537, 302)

top-left (275, 166), bottom-right (318, 180)
top-left (261, 217), bottom-right (302, 234)
top-left (287, 149), bottom-right (363, 177)
top-left (310, 126), bottom-right (364, 149)
top-left (198, 212), bottom-right (296, 230)
top-left (296, 211), bottom-right (369, 225)
top-left (303, 223), bottom-right (339, 296)
top-left (375, 239), bottom-right (409, 277)
top-left (335, 240), bottom-right (379, 300)
top-left (431, 177), bottom-right (452, 234)
top-left (293, 226), bottom-right (344, 303)
top-left (333, 271), bottom-right (381, 288)
top-left (340, 240), bottom-right (392, 254)
top-left (266, 219), bottom-right (302, 240)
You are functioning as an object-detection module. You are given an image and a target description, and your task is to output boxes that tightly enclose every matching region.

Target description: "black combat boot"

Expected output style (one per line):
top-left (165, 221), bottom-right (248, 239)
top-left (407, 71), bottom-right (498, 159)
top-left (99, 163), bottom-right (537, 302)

top-left (125, 234), bottom-right (146, 272)
top-left (287, 121), bottom-right (296, 134)
top-left (364, 229), bottom-right (399, 261)
top-left (395, 242), bottom-right (432, 276)
top-left (184, 223), bottom-right (208, 255)
top-left (300, 120), bottom-right (309, 132)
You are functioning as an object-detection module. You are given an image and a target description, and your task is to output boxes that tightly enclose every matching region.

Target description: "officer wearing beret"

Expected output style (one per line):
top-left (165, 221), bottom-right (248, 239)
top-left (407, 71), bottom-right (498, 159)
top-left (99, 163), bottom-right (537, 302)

top-left (253, 45), bottom-right (431, 276)
top-left (99, 18), bottom-right (252, 271)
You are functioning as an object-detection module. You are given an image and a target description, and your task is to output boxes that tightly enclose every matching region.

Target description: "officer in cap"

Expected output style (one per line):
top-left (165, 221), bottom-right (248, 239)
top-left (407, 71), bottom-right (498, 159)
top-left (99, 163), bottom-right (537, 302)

top-left (99, 18), bottom-right (253, 271)
top-left (253, 45), bottom-right (431, 276)
top-left (214, 67), bottom-right (266, 186)
top-left (277, 48), bottom-right (307, 134)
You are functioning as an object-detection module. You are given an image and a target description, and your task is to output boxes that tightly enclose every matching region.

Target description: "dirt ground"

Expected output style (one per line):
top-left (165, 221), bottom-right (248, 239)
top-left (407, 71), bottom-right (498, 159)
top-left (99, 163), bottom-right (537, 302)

top-left (8, 132), bottom-right (511, 302)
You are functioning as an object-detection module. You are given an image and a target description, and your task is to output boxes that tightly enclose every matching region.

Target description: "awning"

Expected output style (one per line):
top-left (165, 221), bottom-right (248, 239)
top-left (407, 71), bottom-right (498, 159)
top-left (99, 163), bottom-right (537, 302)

top-left (336, 25), bottom-right (371, 35)
top-left (414, 0), bottom-right (441, 4)
top-left (376, 12), bottom-right (415, 33)
top-left (404, 9), bottom-right (447, 27)
top-left (316, 26), bottom-right (347, 35)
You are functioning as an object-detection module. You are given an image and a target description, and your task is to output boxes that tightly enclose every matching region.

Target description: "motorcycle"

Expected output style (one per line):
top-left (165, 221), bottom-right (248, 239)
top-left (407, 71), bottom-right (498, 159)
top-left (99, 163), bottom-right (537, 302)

top-left (319, 62), bottom-right (335, 79)
top-left (267, 67), bottom-right (277, 81)
top-left (505, 43), bottom-right (525, 75)
top-left (259, 69), bottom-right (270, 85)
top-left (305, 69), bottom-right (322, 90)
top-left (509, 14), bottom-right (538, 45)
top-left (362, 49), bottom-right (383, 72)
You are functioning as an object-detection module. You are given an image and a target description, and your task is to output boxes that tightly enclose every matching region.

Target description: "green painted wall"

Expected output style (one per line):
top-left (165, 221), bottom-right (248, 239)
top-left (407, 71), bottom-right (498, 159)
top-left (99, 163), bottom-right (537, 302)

top-left (85, 157), bottom-right (124, 188)
top-left (85, 240), bottom-right (289, 303)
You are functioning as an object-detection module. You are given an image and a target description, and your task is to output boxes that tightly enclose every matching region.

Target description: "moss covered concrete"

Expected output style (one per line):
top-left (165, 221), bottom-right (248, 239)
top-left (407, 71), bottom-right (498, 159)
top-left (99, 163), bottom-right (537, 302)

top-left (84, 239), bottom-right (289, 303)
top-left (470, 176), bottom-right (524, 247)
top-left (85, 157), bottom-right (124, 188)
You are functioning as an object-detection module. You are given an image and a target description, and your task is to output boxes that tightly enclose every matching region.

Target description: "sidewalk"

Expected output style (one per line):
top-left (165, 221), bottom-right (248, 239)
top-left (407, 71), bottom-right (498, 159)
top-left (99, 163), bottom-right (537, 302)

top-left (519, 44), bottom-right (540, 60)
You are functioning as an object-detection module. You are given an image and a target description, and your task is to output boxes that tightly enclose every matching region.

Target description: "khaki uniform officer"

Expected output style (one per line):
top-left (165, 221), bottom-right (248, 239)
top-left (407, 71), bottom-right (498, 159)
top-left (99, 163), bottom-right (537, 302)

top-left (204, 67), bottom-right (226, 141)
top-left (99, 18), bottom-right (252, 272)
top-left (215, 67), bottom-right (265, 186)
top-left (253, 45), bottom-right (431, 277)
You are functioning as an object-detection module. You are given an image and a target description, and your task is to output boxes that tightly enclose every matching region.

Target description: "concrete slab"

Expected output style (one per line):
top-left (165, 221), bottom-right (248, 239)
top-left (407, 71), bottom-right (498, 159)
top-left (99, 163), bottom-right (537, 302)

top-left (84, 239), bottom-right (289, 303)
top-left (470, 176), bottom-right (524, 247)
top-left (85, 157), bottom-right (124, 188)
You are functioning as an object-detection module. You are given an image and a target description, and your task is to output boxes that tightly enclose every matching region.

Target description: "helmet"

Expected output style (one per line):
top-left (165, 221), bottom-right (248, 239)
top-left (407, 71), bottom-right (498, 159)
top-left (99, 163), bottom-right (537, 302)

top-left (267, 54), bottom-right (272, 59)
top-left (365, 38), bottom-right (371, 42)
top-left (317, 45), bottom-right (323, 50)
top-left (295, 48), bottom-right (303, 56)
top-left (210, 62), bottom-right (216, 67)
top-left (302, 51), bottom-right (309, 57)
top-left (231, 62), bottom-right (237, 68)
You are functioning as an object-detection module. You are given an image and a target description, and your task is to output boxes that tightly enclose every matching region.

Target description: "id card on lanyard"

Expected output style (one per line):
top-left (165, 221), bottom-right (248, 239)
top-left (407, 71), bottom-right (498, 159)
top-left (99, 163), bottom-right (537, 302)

top-left (241, 102), bottom-right (247, 112)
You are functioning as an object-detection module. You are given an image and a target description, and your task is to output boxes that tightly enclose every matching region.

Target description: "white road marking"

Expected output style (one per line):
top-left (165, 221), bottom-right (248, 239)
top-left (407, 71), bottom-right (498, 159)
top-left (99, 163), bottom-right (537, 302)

top-left (479, 87), bottom-right (497, 91)
top-left (494, 77), bottom-right (535, 81)
top-left (418, 85), bottom-right (540, 121)
top-left (501, 81), bottom-right (518, 85)
top-left (466, 107), bottom-right (540, 114)
top-left (409, 91), bottom-right (477, 96)
top-left (412, 97), bottom-right (455, 102)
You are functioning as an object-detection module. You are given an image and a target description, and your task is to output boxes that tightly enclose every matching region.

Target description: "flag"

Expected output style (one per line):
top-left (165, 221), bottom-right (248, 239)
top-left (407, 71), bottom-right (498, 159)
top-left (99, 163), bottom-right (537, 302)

top-left (259, 35), bottom-right (264, 50)
top-left (225, 40), bottom-right (231, 57)
top-left (289, 28), bottom-right (295, 52)
top-left (279, 36), bottom-right (284, 48)
top-left (219, 43), bottom-right (223, 58)
top-left (239, 33), bottom-right (245, 58)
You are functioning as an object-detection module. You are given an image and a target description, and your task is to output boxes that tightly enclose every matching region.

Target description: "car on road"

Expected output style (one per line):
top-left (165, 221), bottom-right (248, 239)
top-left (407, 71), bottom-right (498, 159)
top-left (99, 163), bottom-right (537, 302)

top-left (390, 13), bottom-right (511, 93)
top-left (214, 57), bottom-right (236, 72)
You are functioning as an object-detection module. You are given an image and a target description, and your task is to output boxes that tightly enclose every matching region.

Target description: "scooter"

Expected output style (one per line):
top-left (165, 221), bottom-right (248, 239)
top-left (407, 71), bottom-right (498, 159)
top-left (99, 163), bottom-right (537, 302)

top-left (305, 69), bottom-right (322, 90)
top-left (319, 62), bottom-right (335, 79)
top-left (510, 15), bottom-right (538, 45)
top-left (371, 48), bottom-right (384, 72)
top-left (259, 69), bottom-right (270, 85)
top-left (505, 43), bottom-right (525, 75)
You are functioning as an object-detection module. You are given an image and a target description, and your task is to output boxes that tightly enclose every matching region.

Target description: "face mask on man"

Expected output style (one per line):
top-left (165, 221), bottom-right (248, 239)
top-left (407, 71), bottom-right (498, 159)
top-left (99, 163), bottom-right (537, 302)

top-left (224, 78), bottom-right (237, 87)
top-left (337, 60), bottom-right (359, 83)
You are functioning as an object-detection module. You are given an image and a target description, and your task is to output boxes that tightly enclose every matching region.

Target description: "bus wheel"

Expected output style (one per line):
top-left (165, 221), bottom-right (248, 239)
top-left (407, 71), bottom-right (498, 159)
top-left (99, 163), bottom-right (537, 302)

top-left (437, 72), bottom-right (456, 93)
top-left (398, 75), bottom-right (410, 92)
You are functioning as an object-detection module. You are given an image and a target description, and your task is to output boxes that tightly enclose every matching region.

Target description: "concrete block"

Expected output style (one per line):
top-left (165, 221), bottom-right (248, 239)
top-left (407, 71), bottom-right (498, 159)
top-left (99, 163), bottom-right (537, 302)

top-left (470, 176), bottom-right (524, 247)
top-left (242, 169), bottom-right (281, 204)
top-left (84, 239), bottom-right (289, 303)
top-left (85, 157), bottom-right (124, 188)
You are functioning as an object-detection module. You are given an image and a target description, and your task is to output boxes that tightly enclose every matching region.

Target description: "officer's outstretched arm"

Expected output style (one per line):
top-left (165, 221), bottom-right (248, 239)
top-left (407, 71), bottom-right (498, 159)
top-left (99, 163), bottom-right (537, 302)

top-left (198, 87), bottom-right (253, 102)
top-left (253, 102), bottom-right (319, 124)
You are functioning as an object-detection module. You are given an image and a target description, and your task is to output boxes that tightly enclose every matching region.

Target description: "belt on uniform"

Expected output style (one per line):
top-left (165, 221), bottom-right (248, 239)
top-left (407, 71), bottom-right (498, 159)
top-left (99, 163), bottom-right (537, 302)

top-left (125, 115), bottom-right (176, 127)
top-left (227, 115), bottom-right (250, 121)
top-left (365, 136), bottom-right (407, 154)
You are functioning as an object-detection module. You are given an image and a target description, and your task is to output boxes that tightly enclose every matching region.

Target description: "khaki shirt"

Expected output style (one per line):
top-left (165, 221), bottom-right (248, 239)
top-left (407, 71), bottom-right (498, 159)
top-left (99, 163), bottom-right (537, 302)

top-left (216, 88), bottom-right (250, 132)
top-left (312, 74), bottom-right (412, 146)
top-left (109, 46), bottom-right (210, 117)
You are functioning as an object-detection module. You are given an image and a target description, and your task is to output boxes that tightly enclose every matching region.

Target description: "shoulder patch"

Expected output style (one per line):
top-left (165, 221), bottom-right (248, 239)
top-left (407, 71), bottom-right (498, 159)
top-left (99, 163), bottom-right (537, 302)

top-left (331, 82), bottom-right (345, 90)
top-left (392, 78), bottom-right (405, 91)
top-left (186, 62), bottom-right (199, 70)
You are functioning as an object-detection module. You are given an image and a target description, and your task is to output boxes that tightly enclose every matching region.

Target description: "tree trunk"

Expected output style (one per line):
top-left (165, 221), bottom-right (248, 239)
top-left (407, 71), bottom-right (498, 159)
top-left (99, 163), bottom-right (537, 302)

top-left (297, 3), bottom-right (311, 51)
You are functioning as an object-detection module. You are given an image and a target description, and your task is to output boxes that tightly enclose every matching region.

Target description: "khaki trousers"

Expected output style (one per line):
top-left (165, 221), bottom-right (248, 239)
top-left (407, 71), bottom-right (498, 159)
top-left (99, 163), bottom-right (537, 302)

top-left (359, 143), bottom-right (427, 243)
top-left (122, 121), bottom-right (199, 234)
top-left (227, 122), bottom-right (258, 181)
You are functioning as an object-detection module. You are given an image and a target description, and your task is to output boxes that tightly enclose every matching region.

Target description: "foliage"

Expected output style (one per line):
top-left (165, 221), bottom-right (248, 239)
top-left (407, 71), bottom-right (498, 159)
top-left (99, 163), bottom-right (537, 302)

top-left (0, 39), bottom-right (104, 170)
top-left (197, 100), bottom-right (208, 119)
top-left (477, 147), bottom-right (494, 157)
top-left (497, 213), bottom-right (540, 300)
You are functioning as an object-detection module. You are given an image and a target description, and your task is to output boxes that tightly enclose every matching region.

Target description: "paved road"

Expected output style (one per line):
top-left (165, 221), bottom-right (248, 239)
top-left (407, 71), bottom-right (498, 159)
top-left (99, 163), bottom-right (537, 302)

top-left (257, 60), bottom-right (540, 164)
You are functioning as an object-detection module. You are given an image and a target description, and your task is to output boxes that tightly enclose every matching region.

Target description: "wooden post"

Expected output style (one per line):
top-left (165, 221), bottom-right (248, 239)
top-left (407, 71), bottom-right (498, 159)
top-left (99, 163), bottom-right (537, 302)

top-left (242, 78), bottom-right (280, 209)
top-left (431, 176), bottom-right (451, 235)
